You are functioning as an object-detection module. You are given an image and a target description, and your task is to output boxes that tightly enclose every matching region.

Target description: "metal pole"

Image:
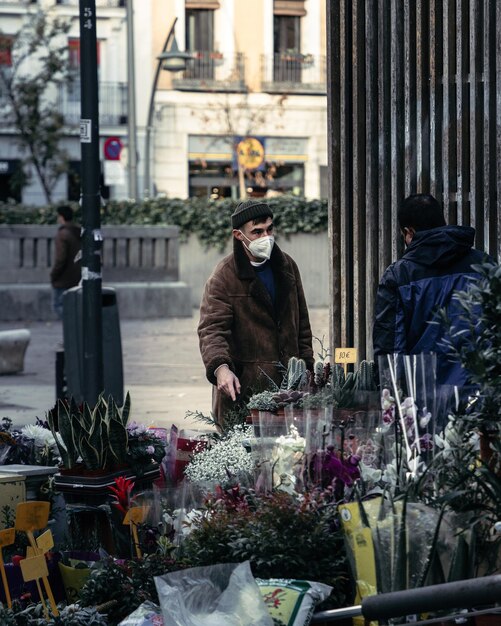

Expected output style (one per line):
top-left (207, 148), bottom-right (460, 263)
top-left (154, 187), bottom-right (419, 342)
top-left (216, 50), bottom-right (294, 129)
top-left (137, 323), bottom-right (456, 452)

top-left (143, 17), bottom-right (178, 198)
top-left (79, 0), bottom-right (103, 406)
top-left (126, 0), bottom-right (138, 200)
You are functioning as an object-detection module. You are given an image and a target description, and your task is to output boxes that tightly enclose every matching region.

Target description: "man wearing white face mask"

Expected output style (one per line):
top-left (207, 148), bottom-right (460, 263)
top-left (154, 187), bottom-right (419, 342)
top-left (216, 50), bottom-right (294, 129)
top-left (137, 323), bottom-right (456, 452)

top-left (198, 198), bottom-right (314, 421)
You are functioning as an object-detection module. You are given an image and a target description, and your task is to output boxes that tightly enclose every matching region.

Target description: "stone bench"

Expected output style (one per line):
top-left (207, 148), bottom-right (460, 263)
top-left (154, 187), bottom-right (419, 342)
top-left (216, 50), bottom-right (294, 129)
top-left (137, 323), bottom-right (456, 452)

top-left (0, 225), bottom-right (191, 321)
top-left (0, 329), bottom-right (31, 374)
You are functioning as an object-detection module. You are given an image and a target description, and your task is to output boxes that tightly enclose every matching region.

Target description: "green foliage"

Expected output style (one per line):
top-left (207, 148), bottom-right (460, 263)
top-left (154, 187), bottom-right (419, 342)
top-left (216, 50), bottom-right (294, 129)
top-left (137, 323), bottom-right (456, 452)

top-left (0, 604), bottom-right (16, 626)
top-left (441, 261), bottom-right (501, 430)
top-left (0, 11), bottom-right (73, 204)
top-left (47, 394), bottom-right (130, 471)
top-left (5, 602), bottom-right (107, 625)
top-left (186, 401), bottom-right (249, 436)
top-left (280, 356), bottom-right (307, 391)
top-left (79, 555), bottom-right (182, 625)
top-left (0, 195), bottom-right (328, 252)
top-left (180, 487), bottom-right (351, 609)
top-left (246, 390), bottom-right (279, 412)
top-left (330, 360), bottom-right (377, 408)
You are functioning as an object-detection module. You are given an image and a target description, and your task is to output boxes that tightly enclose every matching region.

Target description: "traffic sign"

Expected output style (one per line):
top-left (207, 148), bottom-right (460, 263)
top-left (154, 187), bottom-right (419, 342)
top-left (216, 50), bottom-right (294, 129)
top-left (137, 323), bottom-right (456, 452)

top-left (103, 136), bottom-right (123, 160)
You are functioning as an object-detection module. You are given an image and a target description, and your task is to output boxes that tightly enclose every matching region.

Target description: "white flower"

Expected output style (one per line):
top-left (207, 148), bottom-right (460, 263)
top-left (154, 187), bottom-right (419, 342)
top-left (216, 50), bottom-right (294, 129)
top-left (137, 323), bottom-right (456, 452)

top-left (184, 425), bottom-right (253, 484)
top-left (359, 461), bottom-right (382, 484)
top-left (21, 425), bottom-right (56, 447)
top-left (419, 409), bottom-right (432, 429)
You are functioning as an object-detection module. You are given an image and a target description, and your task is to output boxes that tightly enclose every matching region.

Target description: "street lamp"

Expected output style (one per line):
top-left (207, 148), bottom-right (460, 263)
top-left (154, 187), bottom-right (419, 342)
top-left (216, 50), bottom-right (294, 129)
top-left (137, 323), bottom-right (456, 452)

top-left (143, 18), bottom-right (192, 198)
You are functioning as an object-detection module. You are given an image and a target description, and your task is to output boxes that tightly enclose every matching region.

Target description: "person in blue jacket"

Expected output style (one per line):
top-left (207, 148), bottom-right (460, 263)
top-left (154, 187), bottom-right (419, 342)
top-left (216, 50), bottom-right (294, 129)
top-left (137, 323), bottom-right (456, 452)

top-left (373, 193), bottom-right (489, 386)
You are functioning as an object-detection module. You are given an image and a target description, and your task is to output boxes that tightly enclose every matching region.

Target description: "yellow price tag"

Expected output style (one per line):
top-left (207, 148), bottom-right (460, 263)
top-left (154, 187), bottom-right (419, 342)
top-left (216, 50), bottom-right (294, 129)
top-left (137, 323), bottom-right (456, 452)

top-left (0, 528), bottom-right (15, 549)
top-left (20, 554), bottom-right (48, 582)
top-left (36, 529), bottom-right (54, 554)
top-left (123, 506), bottom-right (150, 526)
top-left (26, 546), bottom-right (42, 558)
top-left (334, 348), bottom-right (357, 364)
top-left (15, 502), bottom-right (50, 532)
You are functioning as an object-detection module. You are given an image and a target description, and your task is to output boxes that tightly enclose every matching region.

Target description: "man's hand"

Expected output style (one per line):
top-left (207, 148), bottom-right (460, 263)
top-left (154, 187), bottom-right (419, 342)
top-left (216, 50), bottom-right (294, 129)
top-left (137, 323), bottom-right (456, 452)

top-left (215, 365), bottom-right (241, 401)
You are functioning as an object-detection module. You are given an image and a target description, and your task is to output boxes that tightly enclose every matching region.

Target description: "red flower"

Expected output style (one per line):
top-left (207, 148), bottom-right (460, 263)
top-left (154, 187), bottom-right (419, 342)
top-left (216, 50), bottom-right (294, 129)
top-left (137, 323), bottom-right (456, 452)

top-left (108, 475), bottom-right (136, 514)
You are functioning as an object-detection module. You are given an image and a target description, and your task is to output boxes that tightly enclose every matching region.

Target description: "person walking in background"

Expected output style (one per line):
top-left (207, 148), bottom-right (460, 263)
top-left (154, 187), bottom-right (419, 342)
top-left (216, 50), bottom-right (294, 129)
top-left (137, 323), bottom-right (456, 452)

top-left (50, 205), bottom-right (81, 320)
top-left (373, 193), bottom-right (490, 386)
top-left (198, 198), bottom-right (314, 421)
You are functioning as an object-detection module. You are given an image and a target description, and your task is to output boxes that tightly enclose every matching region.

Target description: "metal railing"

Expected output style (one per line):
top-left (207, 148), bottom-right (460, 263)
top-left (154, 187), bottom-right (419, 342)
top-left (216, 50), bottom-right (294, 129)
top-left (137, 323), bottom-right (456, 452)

top-left (1, 0), bottom-right (126, 5)
top-left (54, 0), bottom-right (125, 6)
top-left (260, 53), bottom-right (326, 94)
top-left (311, 574), bottom-right (501, 624)
top-left (172, 51), bottom-right (246, 92)
top-left (56, 81), bottom-right (127, 126)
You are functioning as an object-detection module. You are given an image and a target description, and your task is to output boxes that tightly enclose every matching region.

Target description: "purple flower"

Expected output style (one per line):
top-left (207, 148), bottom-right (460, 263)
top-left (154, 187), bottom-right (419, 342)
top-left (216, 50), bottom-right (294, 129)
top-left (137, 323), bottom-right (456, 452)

top-left (382, 408), bottom-right (394, 425)
top-left (419, 433), bottom-right (434, 451)
top-left (322, 451), bottom-right (360, 486)
top-left (127, 421), bottom-right (148, 435)
top-left (146, 445), bottom-right (155, 455)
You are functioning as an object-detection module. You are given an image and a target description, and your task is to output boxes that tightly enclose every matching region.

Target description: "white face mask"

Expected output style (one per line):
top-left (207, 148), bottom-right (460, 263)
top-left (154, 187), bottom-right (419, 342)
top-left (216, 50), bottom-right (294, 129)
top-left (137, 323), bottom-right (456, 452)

top-left (239, 232), bottom-right (275, 261)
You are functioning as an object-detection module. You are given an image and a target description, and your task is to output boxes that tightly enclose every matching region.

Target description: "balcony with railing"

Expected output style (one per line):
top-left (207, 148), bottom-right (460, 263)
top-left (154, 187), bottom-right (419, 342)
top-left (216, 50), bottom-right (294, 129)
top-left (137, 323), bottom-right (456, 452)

top-left (55, 0), bottom-right (125, 6)
top-left (0, 0), bottom-right (125, 5)
top-left (261, 53), bottom-right (326, 95)
top-left (57, 81), bottom-right (127, 126)
top-left (172, 51), bottom-right (246, 93)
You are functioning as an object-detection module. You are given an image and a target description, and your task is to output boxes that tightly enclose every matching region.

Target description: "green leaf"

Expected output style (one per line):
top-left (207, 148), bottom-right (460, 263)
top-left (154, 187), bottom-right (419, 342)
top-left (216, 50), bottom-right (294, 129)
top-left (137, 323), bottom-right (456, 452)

top-left (107, 398), bottom-right (129, 466)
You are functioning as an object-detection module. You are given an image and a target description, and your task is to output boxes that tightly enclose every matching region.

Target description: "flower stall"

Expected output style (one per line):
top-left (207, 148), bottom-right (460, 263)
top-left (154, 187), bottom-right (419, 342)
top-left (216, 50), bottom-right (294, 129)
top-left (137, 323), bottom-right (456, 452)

top-left (0, 262), bottom-right (500, 624)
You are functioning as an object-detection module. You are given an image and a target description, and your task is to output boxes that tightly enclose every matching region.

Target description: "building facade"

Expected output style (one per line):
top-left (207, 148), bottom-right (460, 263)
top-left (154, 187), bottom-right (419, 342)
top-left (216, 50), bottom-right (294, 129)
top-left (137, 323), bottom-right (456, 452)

top-left (144, 0), bottom-right (328, 200)
top-left (0, 0), bottom-right (327, 204)
top-left (0, 0), bottom-right (128, 205)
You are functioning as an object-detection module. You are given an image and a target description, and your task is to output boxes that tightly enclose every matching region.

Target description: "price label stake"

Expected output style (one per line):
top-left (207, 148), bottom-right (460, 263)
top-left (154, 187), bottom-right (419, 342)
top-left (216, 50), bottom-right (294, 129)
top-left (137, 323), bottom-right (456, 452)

top-left (15, 502), bottom-right (50, 533)
top-left (334, 347), bottom-right (358, 375)
top-left (123, 506), bottom-right (150, 559)
top-left (36, 529), bottom-right (54, 554)
top-left (15, 502), bottom-right (58, 617)
top-left (20, 554), bottom-right (50, 620)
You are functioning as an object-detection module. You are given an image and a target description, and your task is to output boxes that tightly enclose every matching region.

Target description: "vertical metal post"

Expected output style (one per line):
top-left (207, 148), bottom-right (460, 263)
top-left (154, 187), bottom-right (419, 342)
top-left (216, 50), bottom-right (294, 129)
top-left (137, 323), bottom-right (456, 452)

top-left (326, 0), bottom-right (341, 355)
top-left (126, 0), bottom-right (138, 200)
top-left (79, 0), bottom-right (103, 406)
top-left (143, 18), bottom-right (178, 198)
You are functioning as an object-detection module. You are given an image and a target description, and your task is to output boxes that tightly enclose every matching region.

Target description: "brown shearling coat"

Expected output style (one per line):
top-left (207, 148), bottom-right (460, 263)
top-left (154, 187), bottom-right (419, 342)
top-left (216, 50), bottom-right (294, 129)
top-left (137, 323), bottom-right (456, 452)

top-left (198, 239), bottom-right (313, 419)
top-left (50, 223), bottom-right (81, 289)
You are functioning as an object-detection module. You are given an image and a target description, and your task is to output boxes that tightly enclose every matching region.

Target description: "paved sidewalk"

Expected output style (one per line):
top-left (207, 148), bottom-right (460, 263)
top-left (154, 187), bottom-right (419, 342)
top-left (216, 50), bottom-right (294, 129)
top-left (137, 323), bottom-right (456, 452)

top-left (0, 308), bottom-right (329, 431)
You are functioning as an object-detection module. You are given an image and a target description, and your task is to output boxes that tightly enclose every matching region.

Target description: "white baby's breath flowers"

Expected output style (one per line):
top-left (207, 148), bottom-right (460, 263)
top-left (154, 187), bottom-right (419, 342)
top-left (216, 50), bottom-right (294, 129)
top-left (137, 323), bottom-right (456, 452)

top-left (184, 425), bottom-right (253, 485)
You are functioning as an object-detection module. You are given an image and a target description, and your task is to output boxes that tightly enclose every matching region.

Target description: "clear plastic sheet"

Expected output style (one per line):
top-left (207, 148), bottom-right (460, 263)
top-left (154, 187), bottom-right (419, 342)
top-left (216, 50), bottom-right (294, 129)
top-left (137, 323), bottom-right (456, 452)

top-left (155, 561), bottom-right (274, 626)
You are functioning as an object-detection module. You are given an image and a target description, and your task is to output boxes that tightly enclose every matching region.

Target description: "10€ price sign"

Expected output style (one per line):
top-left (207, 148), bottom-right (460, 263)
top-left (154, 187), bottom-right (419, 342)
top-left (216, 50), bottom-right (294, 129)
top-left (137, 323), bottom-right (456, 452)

top-left (334, 348), bottom-right (357, 373)
top-left (334, 348), bottom-right (357, 363)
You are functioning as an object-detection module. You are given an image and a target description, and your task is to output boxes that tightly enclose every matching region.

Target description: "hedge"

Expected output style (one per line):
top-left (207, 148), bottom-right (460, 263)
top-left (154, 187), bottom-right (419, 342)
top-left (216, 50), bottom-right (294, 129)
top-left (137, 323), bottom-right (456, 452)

top-left (0, 195), bottom-right (328, 252)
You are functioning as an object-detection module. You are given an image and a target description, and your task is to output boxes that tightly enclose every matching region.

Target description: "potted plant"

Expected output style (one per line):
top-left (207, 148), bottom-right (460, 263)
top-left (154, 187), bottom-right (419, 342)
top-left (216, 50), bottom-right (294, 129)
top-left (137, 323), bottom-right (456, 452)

top-left (47, 393), bottom-right (163, 501)
top-left (247, 356), bottom-right (309, 419)
top-left (247, 390), bottom-right (279, 417)
top-left (179, 484), bottom-right (351, 611)
top-left (47, 394), bottom-right (130, 476)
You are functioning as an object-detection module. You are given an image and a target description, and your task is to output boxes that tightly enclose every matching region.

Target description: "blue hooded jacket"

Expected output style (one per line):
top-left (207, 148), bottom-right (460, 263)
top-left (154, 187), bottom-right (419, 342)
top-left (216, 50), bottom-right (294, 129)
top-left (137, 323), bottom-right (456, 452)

top-left (373, 225), bottom-right (488, 385)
